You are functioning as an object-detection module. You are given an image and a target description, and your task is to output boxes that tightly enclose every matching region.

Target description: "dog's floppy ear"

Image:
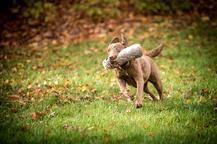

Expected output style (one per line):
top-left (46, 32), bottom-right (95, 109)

top-left (110, 37), bottom-right (120, 44)
top-left (121, 33), bottom-right (128, 47)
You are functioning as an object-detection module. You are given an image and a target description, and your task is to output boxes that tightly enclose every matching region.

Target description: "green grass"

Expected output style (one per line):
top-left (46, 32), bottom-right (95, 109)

top-left (0, 20), bottom-right (217, 144)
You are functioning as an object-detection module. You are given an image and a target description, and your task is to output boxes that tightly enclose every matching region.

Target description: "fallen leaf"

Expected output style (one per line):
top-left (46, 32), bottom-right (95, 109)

top-left (9, 95), bottom-right (20, 100)
top-left (185, 99), bottom-right (192, 104)
top-left (213, 107), bottom-right (217, 112)
top-left (49, 112), bottom-right (56, 117)
top-left (5, 79), bottom-right (10, 84)
top-left (201, 16), bottom-right (210, 22)
top-left (201, 88), bottom-right (209, 95)
top-left (54, 80), bottom-right (59, 85)
top-left (32, 112), bottom-right (37, 120)
top-left (84, 50), bottom-right (91, 55)
top-left (110, 79), bottom-right (116, 87)
top-left (20, 124), bottom-right (31, 132)
top-left (126, 108), bottom-right (131, 113)
top-left (32, 65), bottom-right (37, 70)
top-left (142, 123), bottom-right (149, 129)
top-left (63, 79), bottom-right (70, 87)
top-left (52, 40), bottom-right (57, 45)
top-left (32, 111), bottom-right (46, 121)
top-left (87, 126), bottom-right (95, 131)
top-left (26, 59), bottom-right (31, 63)
top-left (18, 100), bottom-right (26, 106)
top-left (80, 84), bottom-right (89, 92)
top-left (127, 28), bottom-right (135, 36)
top-left (45, 128), bottom-right (52, 136)
top-left (63, 124), bottom-right (71, 129)
top-left (12, 67), bottom-right (17, 73)
top-left (27, 84), bottom-right (32, 89)
top-left (198, 96), bottom-right (206, 103)
top-left (90, 47), bottom-right (98, 52)
top-left (91, 88), bottom-right (97, 94)
top-left (11, 108), bottom-right (18, 113)
top-left (103, 133), bottom-right (111, 143)
top-left (147, 131), bottom-right (154, 138)
top-left (188, 35), bottom-right (193, 40)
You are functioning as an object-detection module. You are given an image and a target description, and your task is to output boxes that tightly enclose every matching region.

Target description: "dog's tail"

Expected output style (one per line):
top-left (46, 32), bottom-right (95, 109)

top-left (145, 43), bottom-right (164, 58)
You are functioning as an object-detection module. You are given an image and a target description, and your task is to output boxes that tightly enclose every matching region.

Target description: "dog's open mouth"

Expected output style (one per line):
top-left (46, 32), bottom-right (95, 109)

top-left (109, 59), bottom-right (116, 64)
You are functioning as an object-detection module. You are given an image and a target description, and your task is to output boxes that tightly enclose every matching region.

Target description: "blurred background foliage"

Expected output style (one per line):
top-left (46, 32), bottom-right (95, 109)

top-left (22, 1), bottom-right (57, 23)
top-left (0, 0), bottom-right (216, 47)
top-left (73, 0), bottom-right (121, 21)
top-left (0, 0), bottom-right (216, 22)
top-left (131, 0), bottom-right (192, 14)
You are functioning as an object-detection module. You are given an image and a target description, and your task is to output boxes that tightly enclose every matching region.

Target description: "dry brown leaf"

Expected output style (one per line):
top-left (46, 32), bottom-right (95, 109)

top-left (213, 107), bottom-right (217, 112)
top-left (27, 84), bottom-right (32, 89)
top-left (201, 88), bottom-right (209, 95)
top-left (188, 35), bottom-right (193, 40)
top-left (201, 16), bottom-right (210, 22)
top-left (64, 79), bottom-right (70, 87)
top-left (5, 79), bottom-right (10, 84)
top-left (147, 131), bottom-right (154, 138)
top-left (45, 128), bottom-right (52, 136)
top-left (20, 124), bottom-right (31, 132)
top-left (32, 65), bottom-right (37, 70)
top-left (142, 123), bottom-right (149, 129)
top-left (32, 111), bottom-right (46, 121)
top-left (185, 99), bottom-right (192, 104)
top-left (110, 79), bottom-right (116, 87)
top-left (127, 28), bottom-right (135, 36)
top-left (32, 112), bottom-right (37, 120)
top-left (11, 108), bottom-right (18, 113)
top-left (9, 95), bottom-right (20, 100)
top-left (103, 133), bottom-right (111, 143)
top-left (11, 67), bottom-right (17, 73)
top-left (126, 108), bottom-right (131, 113)
top-left (18, 100), bottom-right (26, 106)
top-left (63, 124), bottom-right (71, 129)
top-left (91, 89), bottom-right (97, 94)
top-left (90, 47), bottom-right (98, 52)
top-left (84, 50), bottom-right (91, 55)
top-left (80, 84), bottom-right (89, 92)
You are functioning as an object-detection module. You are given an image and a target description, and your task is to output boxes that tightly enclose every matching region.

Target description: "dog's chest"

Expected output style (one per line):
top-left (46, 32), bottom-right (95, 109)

top-left (116, 68), bottom-right (130, 77)
top-left (116, 69), bottom-right (136, 87)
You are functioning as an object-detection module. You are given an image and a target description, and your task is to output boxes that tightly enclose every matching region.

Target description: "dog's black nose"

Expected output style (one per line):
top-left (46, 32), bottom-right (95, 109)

top-left (108, 55), bottom-right (117, 60)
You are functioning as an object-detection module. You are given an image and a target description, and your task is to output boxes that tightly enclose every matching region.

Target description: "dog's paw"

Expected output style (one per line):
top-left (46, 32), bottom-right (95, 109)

top-left (127, 95), bottom-right (134, 102)
top-left (127, 98), bottom-right (132, 102)
top-left (152, 97), bottom-right (159, 101)
top-left (135, 101), bottom-right (143, 109)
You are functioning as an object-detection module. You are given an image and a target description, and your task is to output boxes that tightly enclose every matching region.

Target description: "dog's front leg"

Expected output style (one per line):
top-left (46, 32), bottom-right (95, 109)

top-left (135, 78), bottom-right (145, 108)
top-left (117, 78), bottom-right (133, 101)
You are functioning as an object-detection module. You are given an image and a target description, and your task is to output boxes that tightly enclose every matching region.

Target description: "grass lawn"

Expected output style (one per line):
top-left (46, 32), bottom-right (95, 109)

top-left (0, 19), bottom-right (217, 144)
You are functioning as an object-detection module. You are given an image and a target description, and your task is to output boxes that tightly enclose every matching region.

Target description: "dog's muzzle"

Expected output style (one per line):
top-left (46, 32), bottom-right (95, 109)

top-left (102, 58), bottom-right (119, 69)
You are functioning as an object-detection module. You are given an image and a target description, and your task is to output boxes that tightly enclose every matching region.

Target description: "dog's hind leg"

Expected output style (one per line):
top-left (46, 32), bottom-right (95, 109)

top-left (151, 80), bottom-right (163, 100)
top-left (144, 82), bottom-right (158, 101)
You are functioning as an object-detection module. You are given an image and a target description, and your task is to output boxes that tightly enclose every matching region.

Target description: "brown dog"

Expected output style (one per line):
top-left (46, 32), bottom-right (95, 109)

top-left (107, 35), bottom-right (164, 108)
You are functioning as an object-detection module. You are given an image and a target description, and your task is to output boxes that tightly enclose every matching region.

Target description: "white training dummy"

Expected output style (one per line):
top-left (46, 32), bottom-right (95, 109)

top-left (103, 44), bottom-right (143, 69)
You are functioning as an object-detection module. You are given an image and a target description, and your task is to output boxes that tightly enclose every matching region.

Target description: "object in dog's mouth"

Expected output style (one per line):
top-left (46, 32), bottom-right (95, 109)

top-left (102, 58), bottom-right (117, 69)
top-left (102, 44), bottom-right (143, 69)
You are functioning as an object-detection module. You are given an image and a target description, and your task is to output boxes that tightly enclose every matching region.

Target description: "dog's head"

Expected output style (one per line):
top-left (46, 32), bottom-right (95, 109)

top-left (107, 35), bottom-right (128, 61)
